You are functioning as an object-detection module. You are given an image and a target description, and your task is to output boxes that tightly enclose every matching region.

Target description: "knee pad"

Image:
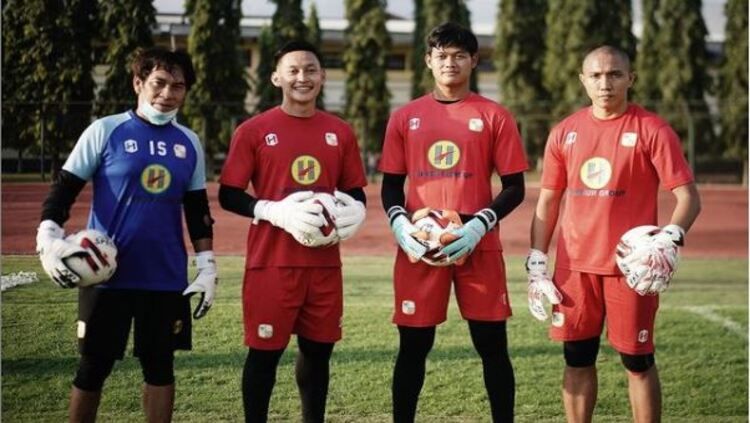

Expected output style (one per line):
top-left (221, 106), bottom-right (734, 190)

top-left (563, 337), bottom-right (600, 368)
top-left (139, 354), bottom-right (175, 386)
top-left (73, 355), bottom-right (116, 391)
top-left (620, 353), bottom-right (655, 373)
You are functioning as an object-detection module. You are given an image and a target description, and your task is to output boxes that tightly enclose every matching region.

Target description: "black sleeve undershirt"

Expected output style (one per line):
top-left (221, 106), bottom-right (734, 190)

top-left (380, 171), bottom-right (525, 223)
top-left (41, 170), bottom-right (87, 225)
top-left (183, 189), bottom-right (214, 240)
top-left (218, 184), bottom-right (366, 219)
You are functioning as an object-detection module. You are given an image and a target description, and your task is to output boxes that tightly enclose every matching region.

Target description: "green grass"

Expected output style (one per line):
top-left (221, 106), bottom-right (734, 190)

top-left (2, 256), bottom-right (747, 422)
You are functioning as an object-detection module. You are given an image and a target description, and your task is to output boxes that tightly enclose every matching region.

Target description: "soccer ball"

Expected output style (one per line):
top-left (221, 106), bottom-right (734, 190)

top-left (64, 229), bottom-right (118, 287)
top-left (410, 208), bottom-right (464, 266)
top-left (295, 192), bottom-right (340, 248)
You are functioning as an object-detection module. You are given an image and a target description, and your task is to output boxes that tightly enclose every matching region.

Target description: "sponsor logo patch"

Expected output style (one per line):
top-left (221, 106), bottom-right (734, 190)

top-left (124, 139), bottom-right (138, 153)
top-left (291, 155), bottom-right (321, 185)
top-left (565, 132), bottom-right (577, 145)
top-left (409, 118), bottom-right (420, 130)
top-left (579, 157), bottom-right (612, 189)
top-left (173, 320), bottom-right (183, 334)
top-left (551, 312), bottom-right (565, 327)
top-left (265, 133), bottom-right (278, 146)
top-left (638, 329), bottom-right (649, 343)
top-left (174, 144), bottom-right (186, 158)
top-left (402, 300), bottom-right (416, 315)
top-left (427, 140), bottom-right (461, 170)
top-left (140, 164), bottom-right (172, 194)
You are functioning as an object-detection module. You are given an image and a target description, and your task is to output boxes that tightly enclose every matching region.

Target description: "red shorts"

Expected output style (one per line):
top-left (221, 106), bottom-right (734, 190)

top-left (392, 249), bottom-right (512, 326)
top-left (549, 268), bottom-right (659, 355)
top-left (243, 267), bottom-right (343, 350)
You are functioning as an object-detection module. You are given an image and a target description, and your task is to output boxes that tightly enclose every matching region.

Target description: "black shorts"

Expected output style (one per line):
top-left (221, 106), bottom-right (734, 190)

top-left (77, 287), bottom-right (192, 359)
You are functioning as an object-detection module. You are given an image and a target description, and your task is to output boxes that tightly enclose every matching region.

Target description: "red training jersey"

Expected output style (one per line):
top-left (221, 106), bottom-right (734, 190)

top-left (379, 93), bottom-right (528, 251)
top-left (541, 104), bottom-right (694, 274)
top-left (220, 107), bottom-right (368, 268)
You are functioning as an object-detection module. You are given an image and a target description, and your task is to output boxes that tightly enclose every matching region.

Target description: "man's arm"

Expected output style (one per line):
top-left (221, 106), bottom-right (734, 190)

top-left (667, 183), bottom-right (701, 233)
top-left (530, 188), bottom-right (564, 252)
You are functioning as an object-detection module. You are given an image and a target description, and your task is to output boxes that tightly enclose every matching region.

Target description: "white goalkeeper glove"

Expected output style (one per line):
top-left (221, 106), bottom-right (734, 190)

top-left (183, 251), bottom-right (217, 319)
top-left (644, 224), bottom-right (684, 295)
top-left (253, 191), bottom-right (325, 238)
top-left (387, 206), bottom-right (427, 261)
top-left (36, 220), bottom-right (88, 288)
top-left (526, 248), bottom-right (562, 321)
top-left (333, 190), bottom-right (366, 241)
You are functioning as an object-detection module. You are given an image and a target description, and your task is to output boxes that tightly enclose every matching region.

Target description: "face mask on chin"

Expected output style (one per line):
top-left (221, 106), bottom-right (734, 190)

top-left (138, 101), bottom-right (178, 125)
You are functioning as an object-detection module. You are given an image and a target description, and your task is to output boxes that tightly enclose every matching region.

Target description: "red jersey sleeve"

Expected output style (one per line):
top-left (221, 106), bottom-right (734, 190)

top-left (219, 122), bottom-right (256, 189)
top-left (379, 111), bottom-right (407, 174)
top-left (540, 127), bottom-right (567, 190)
top-left (337, 124), bottom-right (368, 191)
top-left (646, 124), bottom-right (694, 190)
top-left (492, 110), bottom-right (528, 175)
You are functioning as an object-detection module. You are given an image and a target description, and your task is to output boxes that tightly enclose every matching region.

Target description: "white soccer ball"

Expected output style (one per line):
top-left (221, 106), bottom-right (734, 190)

top-left (410, 208), bottom-right (463, 266)
top-left (295, 192), bottom-right (340, 248)
top-left (64, 229), bottom-right (118, 287)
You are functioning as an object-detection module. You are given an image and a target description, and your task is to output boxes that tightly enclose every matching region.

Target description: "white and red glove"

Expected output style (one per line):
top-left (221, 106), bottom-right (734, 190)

top-left (525, 249), bottom-right (562, 321)
top-left (36, 220), bottom-right (88, 288)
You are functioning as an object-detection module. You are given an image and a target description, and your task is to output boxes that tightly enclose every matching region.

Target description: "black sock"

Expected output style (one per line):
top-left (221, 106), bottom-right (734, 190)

top-left (242, 347), bottom-right (284, 423)
top-left (392, 325), bottom-right (436, 423)
top-left (295, 336), bottom-right (334, 423)
top-left (468, 320), bottom-right (515, 423)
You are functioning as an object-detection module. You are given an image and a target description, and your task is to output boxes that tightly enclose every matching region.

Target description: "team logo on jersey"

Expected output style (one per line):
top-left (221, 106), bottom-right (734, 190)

top-left (291, 155), bottom-right (321, 185)
top-left (173, 320), bottom-right (183, 334)
top-left (174, 144), bottom-right (186, 159)
top-left (265, 133), bottom-right (278, 146)
top-left (428, 140), bottom-right (461, 169)
top-left (579, 157), bottom-right (612, 189)
top-left (409, 118), bottom-right (420, 130)
top-left (124, 139), bottom-right (138, 153)
top-left (621, 132), bottom-right (638, 147)
top-left (258, 324), bottom-right (274, 339)
top-left (638, 329), bottom-right (649, 343)
top-left (325, 132), bottom-right (338, 146)
top-left (469, 118), bottom-right (484, 132)
top-left (565, 132), bottom-right (577, 145)
top-left (401, 300), bottom-right (416, 315)
top-left (141, 164), bottom-right (172, 194)
top-left (551, 312), bottom-right (565, 327)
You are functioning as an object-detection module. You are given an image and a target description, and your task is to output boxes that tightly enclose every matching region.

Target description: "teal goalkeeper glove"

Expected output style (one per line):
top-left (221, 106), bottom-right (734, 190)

top-left (440, 209), bottom-right (498, 263)
top-left (387, 206), bottom-right (427, 261)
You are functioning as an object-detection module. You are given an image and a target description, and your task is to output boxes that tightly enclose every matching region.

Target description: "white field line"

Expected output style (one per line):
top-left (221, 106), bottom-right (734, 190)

top-left (678, 305), bottom-right (748, 339)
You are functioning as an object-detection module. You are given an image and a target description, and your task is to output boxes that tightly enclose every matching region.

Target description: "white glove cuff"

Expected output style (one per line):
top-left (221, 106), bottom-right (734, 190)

top-left (38, 220), bottom-right (64, 237)
top-left (662, 224), bottom-right (686, 245)
top-left (195, 251), bottom-right (216, 270)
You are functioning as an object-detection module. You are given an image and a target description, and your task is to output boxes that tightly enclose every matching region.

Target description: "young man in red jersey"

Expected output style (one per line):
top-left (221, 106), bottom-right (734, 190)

top-left (379, 22), bottom-right (528, 422)
top-left (218, 41), bottom-right (367, 423)
top-left (527, 45), bottom-right (701, 422)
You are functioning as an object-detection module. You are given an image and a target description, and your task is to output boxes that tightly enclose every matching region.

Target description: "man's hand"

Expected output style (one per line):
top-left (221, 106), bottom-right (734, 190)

top-left (334, 190), bottom-right (366, 241)
top-left (644, 224), bottom-right (684, 295)
top-left (36, 220), bottom-right (88, 288)
top-left (440, 209), bottom-right (497, 263)
top-left (526, 249), bottom-right (562, 321)
top-left (254, 191), bottom-right (325, 237)
top-left (387, 206), bottom-right (427, 261)
top-left (183, 251), bottom-right (217, 319)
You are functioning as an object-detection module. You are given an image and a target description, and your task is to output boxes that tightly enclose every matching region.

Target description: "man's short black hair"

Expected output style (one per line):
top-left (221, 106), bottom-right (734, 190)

top-left (582, 45), bottom-right (632, 72)
top-left (273, 40), bottom-right (323, 67)
top-left (130, 47), bottom-right (196, 90)
top-left (426, 22), bottom-right (478, 56)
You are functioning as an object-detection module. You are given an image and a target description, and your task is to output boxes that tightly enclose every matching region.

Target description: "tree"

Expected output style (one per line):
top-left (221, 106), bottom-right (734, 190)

top-left (94, 0), bottom-right (155, 117)
top-left (410, 0), bottom-right (426, 98)
top-left (254, 0), bottom-right (308, 112)
top-left (718, 0), bottom-right (748, 160)
top-left (5, 0), bottom-right (98, 175)
top-left (306, 2), bottom-right (325, 110)
top-left (421, 0), bottom-right (477, 94)
top-left (495, 0), bottom-right (549, 165)
top-left (543, 0), bottom-right (635, 119)
top-left (633, 0), bottom-right (661, 108)
top-left (343, 0), bottom-right (391, 166)
top-left (184, 0), bottom-right (248, 176)
top-left (653, 0), bottom-right (715, 158)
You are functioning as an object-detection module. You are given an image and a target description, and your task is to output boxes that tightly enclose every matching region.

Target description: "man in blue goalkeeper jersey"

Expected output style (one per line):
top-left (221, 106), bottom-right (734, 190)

top-left (35, 47), bottom-right (217, 423)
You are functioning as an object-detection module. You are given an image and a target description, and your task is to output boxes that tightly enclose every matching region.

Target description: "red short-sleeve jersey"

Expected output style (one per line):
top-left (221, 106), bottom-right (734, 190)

top-left (379, 93), bottom-right (528, 251)
top-left (220, 107), bottom-right (368, 268)
top-left (541, 104), bottom-right (694, 274)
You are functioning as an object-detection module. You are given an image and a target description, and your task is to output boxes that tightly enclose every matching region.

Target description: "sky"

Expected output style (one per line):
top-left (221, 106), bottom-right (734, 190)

top-left (154, 0), bottom-right (727, 40)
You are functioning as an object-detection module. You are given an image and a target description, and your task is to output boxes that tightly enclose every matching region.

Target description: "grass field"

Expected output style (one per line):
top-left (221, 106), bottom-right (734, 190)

top-left (2, 255), bottom-right (747, 422)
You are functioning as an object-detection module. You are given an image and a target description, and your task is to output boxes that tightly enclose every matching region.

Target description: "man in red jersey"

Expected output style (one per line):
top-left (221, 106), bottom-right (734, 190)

top-left (218, 41), bottom-right (367, 423)
top-left (379, 22), bottom-right (528, 422)
top-left (527, 45), bottom-right (701, 423)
